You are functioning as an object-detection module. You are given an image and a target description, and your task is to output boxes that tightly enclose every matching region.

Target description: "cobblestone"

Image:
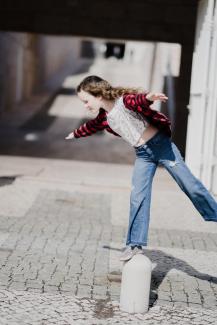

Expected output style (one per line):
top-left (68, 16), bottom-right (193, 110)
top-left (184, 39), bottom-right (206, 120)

top-left (0, 169), bottom-right (216, 323)
top-left (148, 228), bottom-right (217, 252)
top-left (0, 289), bottom-right (216, 325)
top-left (0, 188), bottom-right (216, 312)
top-left (0, 190), bottom-right (112, 300)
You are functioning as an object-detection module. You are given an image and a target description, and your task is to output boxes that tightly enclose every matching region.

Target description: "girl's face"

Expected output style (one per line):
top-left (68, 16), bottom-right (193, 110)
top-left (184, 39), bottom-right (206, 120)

top-left (78, 90), bottom-right (102, 114)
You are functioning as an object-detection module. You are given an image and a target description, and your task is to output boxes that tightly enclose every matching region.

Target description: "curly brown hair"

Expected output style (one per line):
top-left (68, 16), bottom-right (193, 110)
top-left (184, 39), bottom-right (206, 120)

top-left (76, 75), bottom-right (143, 100)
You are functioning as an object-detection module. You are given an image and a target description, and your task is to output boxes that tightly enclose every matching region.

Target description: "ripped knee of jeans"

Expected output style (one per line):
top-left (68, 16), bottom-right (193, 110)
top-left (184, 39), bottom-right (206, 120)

top-left (168, 160), bottom-right (179, 167)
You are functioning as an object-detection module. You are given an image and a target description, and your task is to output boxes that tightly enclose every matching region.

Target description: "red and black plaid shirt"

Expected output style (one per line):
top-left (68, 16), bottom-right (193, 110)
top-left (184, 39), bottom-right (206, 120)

top-left (73, 93), bottom-right (172, 139)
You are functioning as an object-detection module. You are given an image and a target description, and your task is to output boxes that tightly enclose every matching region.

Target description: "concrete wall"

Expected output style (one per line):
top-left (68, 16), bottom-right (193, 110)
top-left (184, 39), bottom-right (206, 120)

top-left (0, 33), bottom-right (32, 113)
top-left (0, 32), bottom-right (84, 113)
top-left (35, 35), bottom-right (83, 92)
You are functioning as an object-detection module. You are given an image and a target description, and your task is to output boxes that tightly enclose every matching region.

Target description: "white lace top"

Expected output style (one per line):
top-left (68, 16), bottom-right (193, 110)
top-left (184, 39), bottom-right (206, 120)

top-left (106, 96), bottom-right (150, 147)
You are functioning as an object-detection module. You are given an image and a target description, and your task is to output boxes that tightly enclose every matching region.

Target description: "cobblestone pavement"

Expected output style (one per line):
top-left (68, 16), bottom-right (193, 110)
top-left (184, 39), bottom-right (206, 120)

top-left (0, 190), bottom-right (113, 300)
top-left (0, 182), bottom-right (216, 324)
top-left (0, 289), bottom-right (217, 325)
top-left (148, 228), bottom-right (217, 252)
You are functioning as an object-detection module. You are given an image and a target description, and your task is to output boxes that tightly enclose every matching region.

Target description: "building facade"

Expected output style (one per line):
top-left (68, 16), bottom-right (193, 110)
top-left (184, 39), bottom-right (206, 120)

top-left (185, 0), bottom-right (217, 194)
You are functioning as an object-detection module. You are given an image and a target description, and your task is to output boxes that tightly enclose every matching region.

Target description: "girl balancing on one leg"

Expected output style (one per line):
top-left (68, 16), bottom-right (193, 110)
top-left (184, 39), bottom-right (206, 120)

top-left (65, 75), bottom-right (217, 262)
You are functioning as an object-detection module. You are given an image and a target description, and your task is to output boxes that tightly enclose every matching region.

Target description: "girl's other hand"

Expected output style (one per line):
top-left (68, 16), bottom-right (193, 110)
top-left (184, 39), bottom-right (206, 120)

top-left (65, 132), bottom-right (74, 140)
top-left (146, 92), bottom-right (168, 102)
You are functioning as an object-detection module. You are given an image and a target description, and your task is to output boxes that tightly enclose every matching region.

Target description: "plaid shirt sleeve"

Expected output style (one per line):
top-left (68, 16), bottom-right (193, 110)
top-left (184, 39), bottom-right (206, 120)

top-left (123, 93), bottom-right (172, 137)
top-left (123, 93), bottom-right (154, 112)
top-left (73, 108), bottom-right (106, 138)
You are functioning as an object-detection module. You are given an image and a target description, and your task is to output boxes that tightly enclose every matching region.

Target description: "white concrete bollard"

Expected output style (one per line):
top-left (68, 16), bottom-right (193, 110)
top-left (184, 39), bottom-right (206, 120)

top-left (120, 254), bottom-right (152, 314)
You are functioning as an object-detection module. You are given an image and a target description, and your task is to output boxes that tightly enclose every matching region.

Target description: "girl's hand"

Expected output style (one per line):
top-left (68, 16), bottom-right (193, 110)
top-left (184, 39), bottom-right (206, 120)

top-left (146, 92), bottom-right (168, 102)
top-left (65, 132), bottom-right (75, 140)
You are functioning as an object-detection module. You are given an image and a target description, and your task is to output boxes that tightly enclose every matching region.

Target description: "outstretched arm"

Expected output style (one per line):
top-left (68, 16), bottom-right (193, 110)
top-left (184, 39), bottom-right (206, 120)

top-left (65, 109), bottom-right (106, 139)
top-left (123, 92), bottom-right (168, 112)
top-left (146, 92), bottom-right (168, 102)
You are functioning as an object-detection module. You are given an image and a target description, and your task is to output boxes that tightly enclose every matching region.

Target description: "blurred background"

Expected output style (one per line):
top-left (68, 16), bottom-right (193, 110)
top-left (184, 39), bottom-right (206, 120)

top-left (0, 0), bottom-right (216, 194)
top-left (0, 34), bottom-right (181, 162)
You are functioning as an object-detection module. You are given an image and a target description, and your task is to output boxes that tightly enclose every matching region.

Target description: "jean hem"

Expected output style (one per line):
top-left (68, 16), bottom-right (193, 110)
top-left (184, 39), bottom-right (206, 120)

top-left (203, 216), bottom-right (217, 222)
top-left (126, 241), bottom-right (147, 246)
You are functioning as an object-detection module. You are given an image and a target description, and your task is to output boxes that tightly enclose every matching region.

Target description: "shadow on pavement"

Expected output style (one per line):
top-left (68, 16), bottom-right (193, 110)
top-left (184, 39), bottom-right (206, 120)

top-left (20, 87), bottom-right (76, 131)
top-left (104, 245), bottom-right (217, 305)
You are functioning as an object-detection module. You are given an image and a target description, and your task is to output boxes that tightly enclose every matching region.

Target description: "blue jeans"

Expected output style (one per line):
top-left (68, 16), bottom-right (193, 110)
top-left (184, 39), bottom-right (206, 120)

top-left (126, 131), bottom-right (217, 247)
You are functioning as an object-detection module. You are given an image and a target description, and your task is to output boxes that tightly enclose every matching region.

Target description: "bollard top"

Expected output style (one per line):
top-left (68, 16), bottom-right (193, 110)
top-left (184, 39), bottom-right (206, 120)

top-left (123, 254), bottom-right (152, 271)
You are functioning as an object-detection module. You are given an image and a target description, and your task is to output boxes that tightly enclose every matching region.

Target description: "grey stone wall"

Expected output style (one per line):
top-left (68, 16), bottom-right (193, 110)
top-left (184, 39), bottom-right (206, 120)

top-left (0, 32), bottom-right (84, 113)
top-left (35, 35), bottom-right (83, 92)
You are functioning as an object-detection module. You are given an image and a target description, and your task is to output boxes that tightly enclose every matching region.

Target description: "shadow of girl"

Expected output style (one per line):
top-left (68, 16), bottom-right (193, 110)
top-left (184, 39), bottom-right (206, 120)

top-left (144, 249), bottom-right (217, 305)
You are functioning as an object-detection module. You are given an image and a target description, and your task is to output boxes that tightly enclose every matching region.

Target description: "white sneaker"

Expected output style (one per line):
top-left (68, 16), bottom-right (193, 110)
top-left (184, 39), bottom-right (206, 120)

top-left (119, 246), bottom-right (143, 261)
